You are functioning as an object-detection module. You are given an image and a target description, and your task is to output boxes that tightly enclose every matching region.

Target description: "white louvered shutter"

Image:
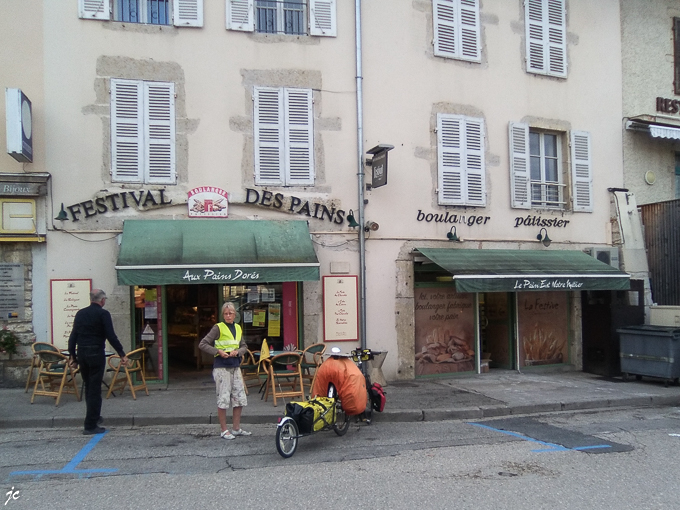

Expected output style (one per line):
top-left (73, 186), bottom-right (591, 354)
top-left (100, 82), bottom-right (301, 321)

top-left (570, 130), bottom-right (592, 212)
top-left (254, 87), bottom-right (285, 185)
top-left (509, 122), bottom-right (531, 209)
top-left (525, 0), bottom-right (566, 77)
top-left (284, 88), bottom-right (314, 185)
top-left (79, 0), bottom-right (110, 20)
top-left (144, 82), bottom-right (176, 184)
top-left (227, 0), bottom-right (254, 31)
top-left (174, 0), bottom-right (203, 27)
top-left (433, 0), bottom-right (457, 59)
top-left (433, 0), bottom-right (480, 62)
top-left (111, 79), bottom-right (144, 183)
top-left (464, 118), bottom-right (485, 206)
top-left (309, 0), bottom-right (337, 37)
top-left (437, 114), bottom-right (464, 205)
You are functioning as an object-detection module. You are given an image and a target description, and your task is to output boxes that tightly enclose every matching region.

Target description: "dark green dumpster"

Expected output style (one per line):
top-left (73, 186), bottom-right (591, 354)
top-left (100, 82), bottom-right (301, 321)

top-left (617, 325), bottom-right (680, 387)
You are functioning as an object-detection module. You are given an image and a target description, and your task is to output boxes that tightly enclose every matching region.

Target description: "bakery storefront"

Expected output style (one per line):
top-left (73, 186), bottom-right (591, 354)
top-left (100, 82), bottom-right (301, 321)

top-left (115, 219), bottom-right (319, 384)
top-left (413, 249), bottom-right (630, 377)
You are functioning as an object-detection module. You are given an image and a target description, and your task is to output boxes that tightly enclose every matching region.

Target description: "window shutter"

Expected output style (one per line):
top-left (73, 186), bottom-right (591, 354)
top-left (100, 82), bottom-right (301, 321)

top-left (509, 122), bottom-right (531, 209)
top-left (437, 114), bottom-right (465, 206)
top-left (284, 88), bottom-right (314, 186)
top-left (464, 117), bottom-right (485, 206)
top-left (227, 0), bottom-right (254, 32)
top-left (309, 0), bottom-right (337, 37)
top-left (570, 130), bottom-right (592, 212)
top-left (433, 0), bottom-right (457, 59)
top-left (174, 0), bottom-right (203, 27)
top-left (144, 82), bottom-right (176, 185)
top-left (79, 0), bottom-right (110, 20)
top-left (111, 79), bottom-right (144, 183)
top-left (459, 0), bottom-right (481, 61)
top-left (545, 0), bottom-right (566, 76)
top-left (525, 0), bottom-right (566, 77)
top-left (254, 87), bottom-right (285, 185)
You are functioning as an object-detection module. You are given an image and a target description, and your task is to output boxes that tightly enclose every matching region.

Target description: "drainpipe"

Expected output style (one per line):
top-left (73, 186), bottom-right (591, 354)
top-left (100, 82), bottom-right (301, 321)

top-left (355, 0), bottom-right (367, 351)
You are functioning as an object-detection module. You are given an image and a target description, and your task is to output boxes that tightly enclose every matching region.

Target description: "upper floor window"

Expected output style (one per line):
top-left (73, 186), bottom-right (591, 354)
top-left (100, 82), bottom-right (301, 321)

top-left (525, 0), bottom-right (567, 78)
top-left (111, 79), bottom-right (176, 185)
top-left (227, 0), bottom-right (336, 37)
top-left (79, 0), bottom-right (203, 27)
top-left (432, 0), bottom-right (481, 63)
top-left (254, 87), bottom-right (314, 186)
top-left (509, 122), bottom-right (592, 211)
top-left (436, 113), bottom-right (486, 206)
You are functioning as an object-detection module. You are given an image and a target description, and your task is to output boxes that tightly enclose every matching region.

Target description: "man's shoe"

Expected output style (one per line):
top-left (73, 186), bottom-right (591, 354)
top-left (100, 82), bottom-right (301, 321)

top-left (83, 426), bottom-right (106, 435)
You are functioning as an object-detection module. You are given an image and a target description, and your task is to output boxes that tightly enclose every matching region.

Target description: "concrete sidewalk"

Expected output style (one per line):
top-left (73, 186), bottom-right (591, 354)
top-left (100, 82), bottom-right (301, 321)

top-left (3, 370), bottom-right (680, 430)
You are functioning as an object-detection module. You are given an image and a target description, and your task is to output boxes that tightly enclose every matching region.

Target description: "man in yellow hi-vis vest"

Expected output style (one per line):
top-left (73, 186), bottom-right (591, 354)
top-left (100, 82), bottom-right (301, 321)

top-left (199, 301), bottom-right (251, 440)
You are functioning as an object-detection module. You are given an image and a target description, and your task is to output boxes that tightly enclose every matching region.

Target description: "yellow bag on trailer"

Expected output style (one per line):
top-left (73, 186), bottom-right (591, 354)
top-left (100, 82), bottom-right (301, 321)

top-left (285, 397), bottom-right (336, 433)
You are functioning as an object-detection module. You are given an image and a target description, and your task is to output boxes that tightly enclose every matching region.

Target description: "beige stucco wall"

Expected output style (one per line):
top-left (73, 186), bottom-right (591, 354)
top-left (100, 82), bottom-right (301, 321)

top-left (1, 0), bottom-right (624, 382)
top-left (621, 0), bottom-right (680, 204)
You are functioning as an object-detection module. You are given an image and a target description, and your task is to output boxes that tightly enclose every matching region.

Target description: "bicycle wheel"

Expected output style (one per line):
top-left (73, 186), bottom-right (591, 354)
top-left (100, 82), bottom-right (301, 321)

top-left (276, 417), bottom-right (299, 458)
top-left (333, 400), bottom-right (350, 436)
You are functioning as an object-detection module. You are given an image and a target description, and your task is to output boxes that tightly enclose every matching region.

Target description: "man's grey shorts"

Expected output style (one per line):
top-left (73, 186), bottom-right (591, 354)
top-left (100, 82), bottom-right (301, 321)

top-left (213, 367), bottom-right (248, 410)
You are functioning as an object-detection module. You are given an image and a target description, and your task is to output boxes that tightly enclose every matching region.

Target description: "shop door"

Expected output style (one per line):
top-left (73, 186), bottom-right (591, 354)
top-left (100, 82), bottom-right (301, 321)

top-left (479, 293), bottom-right (514, 370)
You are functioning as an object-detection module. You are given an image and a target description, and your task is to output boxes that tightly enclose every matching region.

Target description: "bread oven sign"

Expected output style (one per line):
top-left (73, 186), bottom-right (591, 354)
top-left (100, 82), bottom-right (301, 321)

top-left (188, 187), bottom-right (228, 218)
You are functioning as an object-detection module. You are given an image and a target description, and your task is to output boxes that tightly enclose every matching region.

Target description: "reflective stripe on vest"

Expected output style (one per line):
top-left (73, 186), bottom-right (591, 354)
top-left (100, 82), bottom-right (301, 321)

top-left (214, 322), bottom-right (242, 356)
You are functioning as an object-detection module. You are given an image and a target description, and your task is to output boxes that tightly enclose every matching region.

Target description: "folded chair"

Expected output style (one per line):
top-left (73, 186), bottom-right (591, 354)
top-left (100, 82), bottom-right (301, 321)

top-left (106, 347), bottom-right (149, 400)
top-left (264, 352), bottom-right (304, 406)
top-left (30, 351), bottom-right (80, 406)
top-left (300, 343), bottom-right (326, 398)
top-left (24, 342), bottom-right (59, 392)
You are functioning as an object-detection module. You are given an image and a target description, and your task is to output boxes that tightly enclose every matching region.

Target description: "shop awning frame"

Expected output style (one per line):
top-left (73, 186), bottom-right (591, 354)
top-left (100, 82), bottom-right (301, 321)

top-left (116, 219), bottom-right (320, 286)
top-left (415, 248), bottom-right (631, 293)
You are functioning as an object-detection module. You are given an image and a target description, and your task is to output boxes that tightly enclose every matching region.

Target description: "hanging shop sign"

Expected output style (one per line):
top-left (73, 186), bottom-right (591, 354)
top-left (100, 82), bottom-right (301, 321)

top-left (5, 88), bottom-right (33, 163)
top-left (188, 187), bottom-right (228, 217)
top-left (245, 188), bottom-right (346, 225)
top-left (63, 189), bottom-right (172, 222)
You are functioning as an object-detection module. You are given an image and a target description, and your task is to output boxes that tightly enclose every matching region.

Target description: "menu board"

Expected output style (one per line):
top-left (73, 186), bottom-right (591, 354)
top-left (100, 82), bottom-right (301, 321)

top-left (50, 279), bottom-right (91, 349)
top-left (323, 275), bottom-right (358, 342)
top-left (414, 287), bottom-right (475, 376)
top-left (0, 264), bottom-right (24, 319)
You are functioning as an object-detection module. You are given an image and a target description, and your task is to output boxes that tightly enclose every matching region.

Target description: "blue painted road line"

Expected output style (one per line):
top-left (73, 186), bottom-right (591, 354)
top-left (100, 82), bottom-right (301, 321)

top-left (469, 422), bottom-right (612, 453)
top-left (9, 431), bottom-right (119, 480)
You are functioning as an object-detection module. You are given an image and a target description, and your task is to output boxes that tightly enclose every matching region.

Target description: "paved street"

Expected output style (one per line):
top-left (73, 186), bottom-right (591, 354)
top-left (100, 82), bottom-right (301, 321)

top-left (2, 406), bottom-right (680, 509)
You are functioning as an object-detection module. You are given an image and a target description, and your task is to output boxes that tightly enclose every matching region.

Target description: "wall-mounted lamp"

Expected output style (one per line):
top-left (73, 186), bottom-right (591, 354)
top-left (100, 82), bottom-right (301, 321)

top-left (55, 203), bottom-right (68, 221)
top-left (346, 209), bottom-right (360, 228)
top-left (537, 227), bottom-right (551, 247)
top-left (447, 226), bottom-right (460, 242)
top-left (364, 221), bottom-right (379, 232)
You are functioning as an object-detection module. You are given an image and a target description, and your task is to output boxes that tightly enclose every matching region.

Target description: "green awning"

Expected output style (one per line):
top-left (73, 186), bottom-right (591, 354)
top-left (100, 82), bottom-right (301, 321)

top-left (116, 219), bottom-right (320, 286)
top-left (416, 248), bottom-right (630, 293)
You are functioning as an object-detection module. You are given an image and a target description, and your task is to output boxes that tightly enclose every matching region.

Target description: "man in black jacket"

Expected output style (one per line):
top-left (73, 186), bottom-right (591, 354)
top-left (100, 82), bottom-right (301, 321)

top-left (68, 289), bottom-right (128, 435)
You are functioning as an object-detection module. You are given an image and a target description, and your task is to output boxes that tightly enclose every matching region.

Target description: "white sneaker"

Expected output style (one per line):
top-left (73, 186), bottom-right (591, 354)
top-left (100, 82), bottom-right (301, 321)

top-left (232, 428), bottom-right (252, 436)
top-left (220, 430), bottom-right (235, 440)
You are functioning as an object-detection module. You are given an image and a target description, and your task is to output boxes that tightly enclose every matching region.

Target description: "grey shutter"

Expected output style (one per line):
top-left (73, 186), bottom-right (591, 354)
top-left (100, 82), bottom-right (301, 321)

top-left (144, 82), bottom-right (176, 184)
top-left (284, 88), bottom-right (314, 186)
top-left (509, 122), bottom-right (531, 209)
top-left (111, 79), bottom-right (144, 183)
top-left (254, 87), bottom-right (285, 185)
top-left (464, 117), bottom-right (485, 206)
top-left (570, 130), bottom-right (592, 212)
top-left (437, 114), bottom-right (465, 205)
top-left (79, 0), bottom-right (110, 20)
top-left (309, 0), bottom-right (337, 37)
top-left (227, 0), bottom-right (254, 31)
top-left (174, 0), bottom-right (203, 27)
